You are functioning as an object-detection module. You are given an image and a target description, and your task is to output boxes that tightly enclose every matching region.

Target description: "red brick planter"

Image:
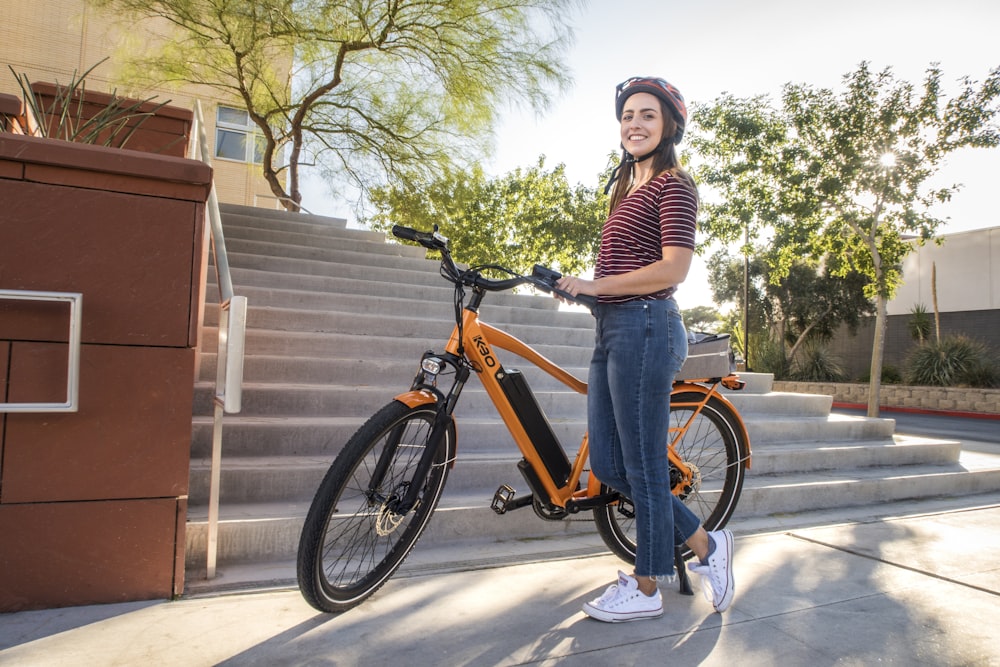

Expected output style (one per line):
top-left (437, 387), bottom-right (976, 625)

top-left (29, 82), bottom-right (193, 157)
top-left (0, 132), bottom-right (211, 611)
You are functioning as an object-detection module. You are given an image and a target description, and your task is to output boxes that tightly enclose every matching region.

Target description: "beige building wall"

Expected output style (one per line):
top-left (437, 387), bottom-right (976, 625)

top-left (889, 227), bottom-right (999, 315)
top-left (0, 0), bottom-right (285, 209)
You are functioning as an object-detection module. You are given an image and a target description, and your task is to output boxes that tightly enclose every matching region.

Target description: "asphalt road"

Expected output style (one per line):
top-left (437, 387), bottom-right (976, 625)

top-left (832, 406), bottom-right (1000, 451)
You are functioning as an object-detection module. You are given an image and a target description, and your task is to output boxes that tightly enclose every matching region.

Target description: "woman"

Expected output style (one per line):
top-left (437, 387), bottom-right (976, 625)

top-left (556, 76), bottom-right (734, 622)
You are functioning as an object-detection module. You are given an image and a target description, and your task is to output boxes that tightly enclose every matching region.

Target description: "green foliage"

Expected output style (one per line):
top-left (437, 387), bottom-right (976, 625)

top-left (857, 365), bottom-right (902, 384)
top-left (790, 343), bottom-right (847, 382)
top-left (690, 62), bottom-right (1000, 411)
top-left (904, 336), bottom-right (997, 387)
top-left (907, 303), bottom-right (932, 343)
top-left (962, 357), bottom-right (1000, 388)
top-left (708, 251), bottom-right (874, 370)
top-left (682, 305), bottom-right (724, 334)
top-left (748, 335), bottom-right (790, 379)
top-left (8, 58), bottom-right (169, 148)
top-left (692, 62), bottom-right (1000, 300)
top-left (882, 365), bottom-right (903, 384)
top-left (93, 0), bottom-right (575, 211)
top-left (364, 157), bottom-right (606, 276)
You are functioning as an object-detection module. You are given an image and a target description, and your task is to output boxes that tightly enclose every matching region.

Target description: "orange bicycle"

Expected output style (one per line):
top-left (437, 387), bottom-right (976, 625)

top-left (297, 226), bottom-right (752, 613)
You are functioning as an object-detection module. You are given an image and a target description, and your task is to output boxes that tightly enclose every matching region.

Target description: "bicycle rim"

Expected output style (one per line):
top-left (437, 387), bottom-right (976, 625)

top-left (297, 402), bottom-right (452, 612)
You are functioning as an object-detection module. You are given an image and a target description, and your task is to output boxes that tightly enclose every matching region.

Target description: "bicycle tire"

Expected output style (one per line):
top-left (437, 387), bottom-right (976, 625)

top-left (593, 390), bottom-right (747, 563)
top-left (296, 401), bottom-right (454, 613)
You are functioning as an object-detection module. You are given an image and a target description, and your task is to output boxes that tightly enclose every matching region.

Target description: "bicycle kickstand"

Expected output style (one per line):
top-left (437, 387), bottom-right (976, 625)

top-left (675, 546), bottom-right (694, 596)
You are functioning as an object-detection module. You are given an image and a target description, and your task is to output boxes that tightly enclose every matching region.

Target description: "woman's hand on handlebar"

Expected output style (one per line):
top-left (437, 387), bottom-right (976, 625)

top-left (555, 275), bottom-right (596, 302)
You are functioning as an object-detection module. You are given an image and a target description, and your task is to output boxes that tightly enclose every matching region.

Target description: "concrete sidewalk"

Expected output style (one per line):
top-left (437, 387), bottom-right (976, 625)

top-left (3, 499), bottom-right (1000, 666)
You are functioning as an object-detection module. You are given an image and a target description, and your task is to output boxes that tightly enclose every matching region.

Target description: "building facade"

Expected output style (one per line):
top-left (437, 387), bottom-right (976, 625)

top-left (829, 227), bottom-right (1000, 379)
top-left (0, 0), bottom-right (287, 209)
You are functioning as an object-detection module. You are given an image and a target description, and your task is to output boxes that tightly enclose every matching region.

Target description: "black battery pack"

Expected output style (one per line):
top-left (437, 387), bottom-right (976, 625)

top-left (497, 368), bottom-right (571, 487)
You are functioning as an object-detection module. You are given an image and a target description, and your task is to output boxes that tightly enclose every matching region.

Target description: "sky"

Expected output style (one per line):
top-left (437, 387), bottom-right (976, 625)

top-left (301, 0), bottom-right (1000, 309)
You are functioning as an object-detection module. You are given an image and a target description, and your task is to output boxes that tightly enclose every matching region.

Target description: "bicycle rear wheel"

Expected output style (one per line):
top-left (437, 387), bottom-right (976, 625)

top-left (593, 390), bottom-right (747, 563)
top-left (297, 401), bottom-right (454, 613)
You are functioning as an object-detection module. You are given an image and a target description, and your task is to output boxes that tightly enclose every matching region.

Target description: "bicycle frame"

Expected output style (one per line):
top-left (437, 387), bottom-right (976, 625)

top-left (393, 296), bottom-right (751, 514)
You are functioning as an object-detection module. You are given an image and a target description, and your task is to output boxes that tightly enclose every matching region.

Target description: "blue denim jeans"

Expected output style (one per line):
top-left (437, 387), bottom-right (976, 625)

top-left (588, 299), bottom-right (702, 579)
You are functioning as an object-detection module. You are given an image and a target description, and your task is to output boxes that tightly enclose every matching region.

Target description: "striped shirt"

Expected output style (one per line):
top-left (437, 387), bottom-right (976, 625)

top-left (595, 171), bottom-right (698, 303)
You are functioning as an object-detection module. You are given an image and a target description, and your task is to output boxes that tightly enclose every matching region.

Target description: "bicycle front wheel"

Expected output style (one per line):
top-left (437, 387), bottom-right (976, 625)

top-left (296, 401), bottom-right (454, 613)
top-left (593, 390), bottom-right (747, 563)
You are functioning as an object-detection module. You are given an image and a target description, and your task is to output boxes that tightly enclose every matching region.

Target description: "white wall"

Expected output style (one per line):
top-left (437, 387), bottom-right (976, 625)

top-left (889, 227), bottom-right (999, 315)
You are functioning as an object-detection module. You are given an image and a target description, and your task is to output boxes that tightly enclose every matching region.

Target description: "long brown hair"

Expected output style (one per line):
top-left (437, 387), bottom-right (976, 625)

top-left (608, 99), bottom-right (698, 213)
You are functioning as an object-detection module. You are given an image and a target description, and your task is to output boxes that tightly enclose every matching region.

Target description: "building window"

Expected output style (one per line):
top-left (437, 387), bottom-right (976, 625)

top-left (215, 106), bottom-right (264, 163)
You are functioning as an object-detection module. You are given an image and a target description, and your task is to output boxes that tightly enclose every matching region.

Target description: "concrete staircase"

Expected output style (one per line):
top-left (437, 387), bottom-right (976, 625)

top-left (185, 204), bottom-right (1000, 587)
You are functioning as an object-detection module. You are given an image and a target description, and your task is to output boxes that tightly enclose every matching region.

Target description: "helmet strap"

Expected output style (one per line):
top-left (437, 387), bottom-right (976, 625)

top-left (602, 147), bottom-right (659, 195)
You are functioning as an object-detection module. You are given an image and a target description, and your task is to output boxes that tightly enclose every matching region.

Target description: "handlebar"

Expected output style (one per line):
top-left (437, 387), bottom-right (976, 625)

top-left (391, 224), bottom-right (598, 311)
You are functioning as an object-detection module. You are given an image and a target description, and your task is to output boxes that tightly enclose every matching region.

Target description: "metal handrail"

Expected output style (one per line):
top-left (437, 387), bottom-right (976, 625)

top-left (0, 289), bottom-right (83, 413)
top-left (192, 100), bottom-right (247, 578)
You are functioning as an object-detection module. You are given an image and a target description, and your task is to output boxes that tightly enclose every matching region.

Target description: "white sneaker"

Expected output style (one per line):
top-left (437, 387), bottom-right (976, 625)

top-left (582, 571), bottom-right (663, 623)
top-left (688, 529), bottom-right (735, 612)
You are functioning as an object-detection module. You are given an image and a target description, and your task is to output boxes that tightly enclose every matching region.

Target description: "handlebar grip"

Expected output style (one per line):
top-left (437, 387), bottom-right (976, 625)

top-left (391, 225), bottom-right (421, 242)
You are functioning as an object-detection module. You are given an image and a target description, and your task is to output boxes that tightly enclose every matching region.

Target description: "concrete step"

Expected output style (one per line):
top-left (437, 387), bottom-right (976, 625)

top-left (742, 412), bottom-right (897, 444)
top-left (184, 449), bottom-right (1000, 568)
top-left (183, 490), bottom-right (1000, 593)
top-left (202, 286), bottom-right (592, 327)
top-left (197, 353), bottom-right (589, 388)
top-left (222, 214), bottom-right (388, 243)
top-left (224, 238), bottom-right (443, 275)
top-left (200, 304), bottom-right (596, 346)
top-left (735, 450), bottom-right (1000, 517)
top-left (186, 435), bottom-right (962, 506)
top-left (184, 492), bottom-right (598, 570)
top-left (193, 382), bottom-right (588, 418)
top-left (219, 266), bottom-right (563, 312)
top-left (186, 206), bottom-right (1000, 583)
top-left (199, 328), bottom-right (595, 367)
top-left (218, 202), bottom-right (349, 229)
top-left (191, 413), bottom-right (586, 459)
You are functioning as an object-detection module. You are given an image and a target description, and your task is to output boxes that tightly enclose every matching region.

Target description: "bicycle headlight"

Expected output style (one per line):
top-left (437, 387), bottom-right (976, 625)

top-left (421, 357), bottom-right (443, 376)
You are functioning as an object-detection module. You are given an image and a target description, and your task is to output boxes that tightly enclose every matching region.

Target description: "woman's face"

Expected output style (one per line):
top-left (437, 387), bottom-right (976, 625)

top-left (619, 91), bottom-right (665, 157)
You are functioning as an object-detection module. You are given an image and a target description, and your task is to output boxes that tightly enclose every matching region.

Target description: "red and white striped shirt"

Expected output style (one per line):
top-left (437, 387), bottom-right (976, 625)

top-left (595, 171), bottom-right (698, 303)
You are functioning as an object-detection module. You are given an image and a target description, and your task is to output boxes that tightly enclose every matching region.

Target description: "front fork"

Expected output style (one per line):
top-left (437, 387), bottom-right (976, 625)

top-left (372, 351), bottom-right (468, 514)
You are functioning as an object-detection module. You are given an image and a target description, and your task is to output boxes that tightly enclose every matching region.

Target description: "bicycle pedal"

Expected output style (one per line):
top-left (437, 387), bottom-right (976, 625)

top-left (491, 484), bottom-right (516, 515)
top-left (617, 497), bottom-right (636, 519)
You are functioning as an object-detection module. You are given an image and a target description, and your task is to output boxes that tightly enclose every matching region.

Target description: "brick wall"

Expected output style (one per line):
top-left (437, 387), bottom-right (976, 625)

top-left (829, 309), bottom-right (1000, 381)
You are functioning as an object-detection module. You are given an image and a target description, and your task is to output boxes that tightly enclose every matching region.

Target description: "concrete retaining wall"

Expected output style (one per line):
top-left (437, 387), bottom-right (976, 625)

top-left (772, 381), bottom-right (1000, 416)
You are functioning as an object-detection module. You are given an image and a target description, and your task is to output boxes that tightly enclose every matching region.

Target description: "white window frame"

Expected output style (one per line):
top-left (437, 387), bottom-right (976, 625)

top-left (215, 105), bottom-right (264, 164)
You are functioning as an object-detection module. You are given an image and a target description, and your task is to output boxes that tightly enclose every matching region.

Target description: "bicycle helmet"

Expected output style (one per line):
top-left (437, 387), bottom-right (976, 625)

top-left (615, 76), bottom-right (687, 145)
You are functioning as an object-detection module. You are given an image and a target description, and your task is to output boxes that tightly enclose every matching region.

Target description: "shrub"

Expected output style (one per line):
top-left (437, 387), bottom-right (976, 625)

top-left (904, 335), bottom-right (995, 387)
top-left (962, 356), bottom-right (1000, 388)
top-left (749, 335), bottom-right (789, 379)
top-left (907, 303), bottom-right (932, 343)
top-left (8, 58), bottom-right (169, 148)
top-left (790, 343), bottom-right (847, 382)
top-left (860, 365), bottom-right (903, 384)
top-left (881, 365), bottom-right (903, 384)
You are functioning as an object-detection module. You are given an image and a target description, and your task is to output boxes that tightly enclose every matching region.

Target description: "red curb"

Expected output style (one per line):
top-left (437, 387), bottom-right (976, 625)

top-left (832, 402), bottom-right (1000, 420)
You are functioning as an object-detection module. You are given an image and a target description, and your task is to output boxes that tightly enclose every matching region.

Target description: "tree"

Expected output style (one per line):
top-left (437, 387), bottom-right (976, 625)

top-left (95, 0), bottom-right (574, 211)
top-left (364, 156), bottom-right (607, 277)
top-left (682, 305), bottom-right (724, 334)
top-left (709, 251), bottom-right (874, 374)
top-left (692, 62), bottom-right (1000, 416)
